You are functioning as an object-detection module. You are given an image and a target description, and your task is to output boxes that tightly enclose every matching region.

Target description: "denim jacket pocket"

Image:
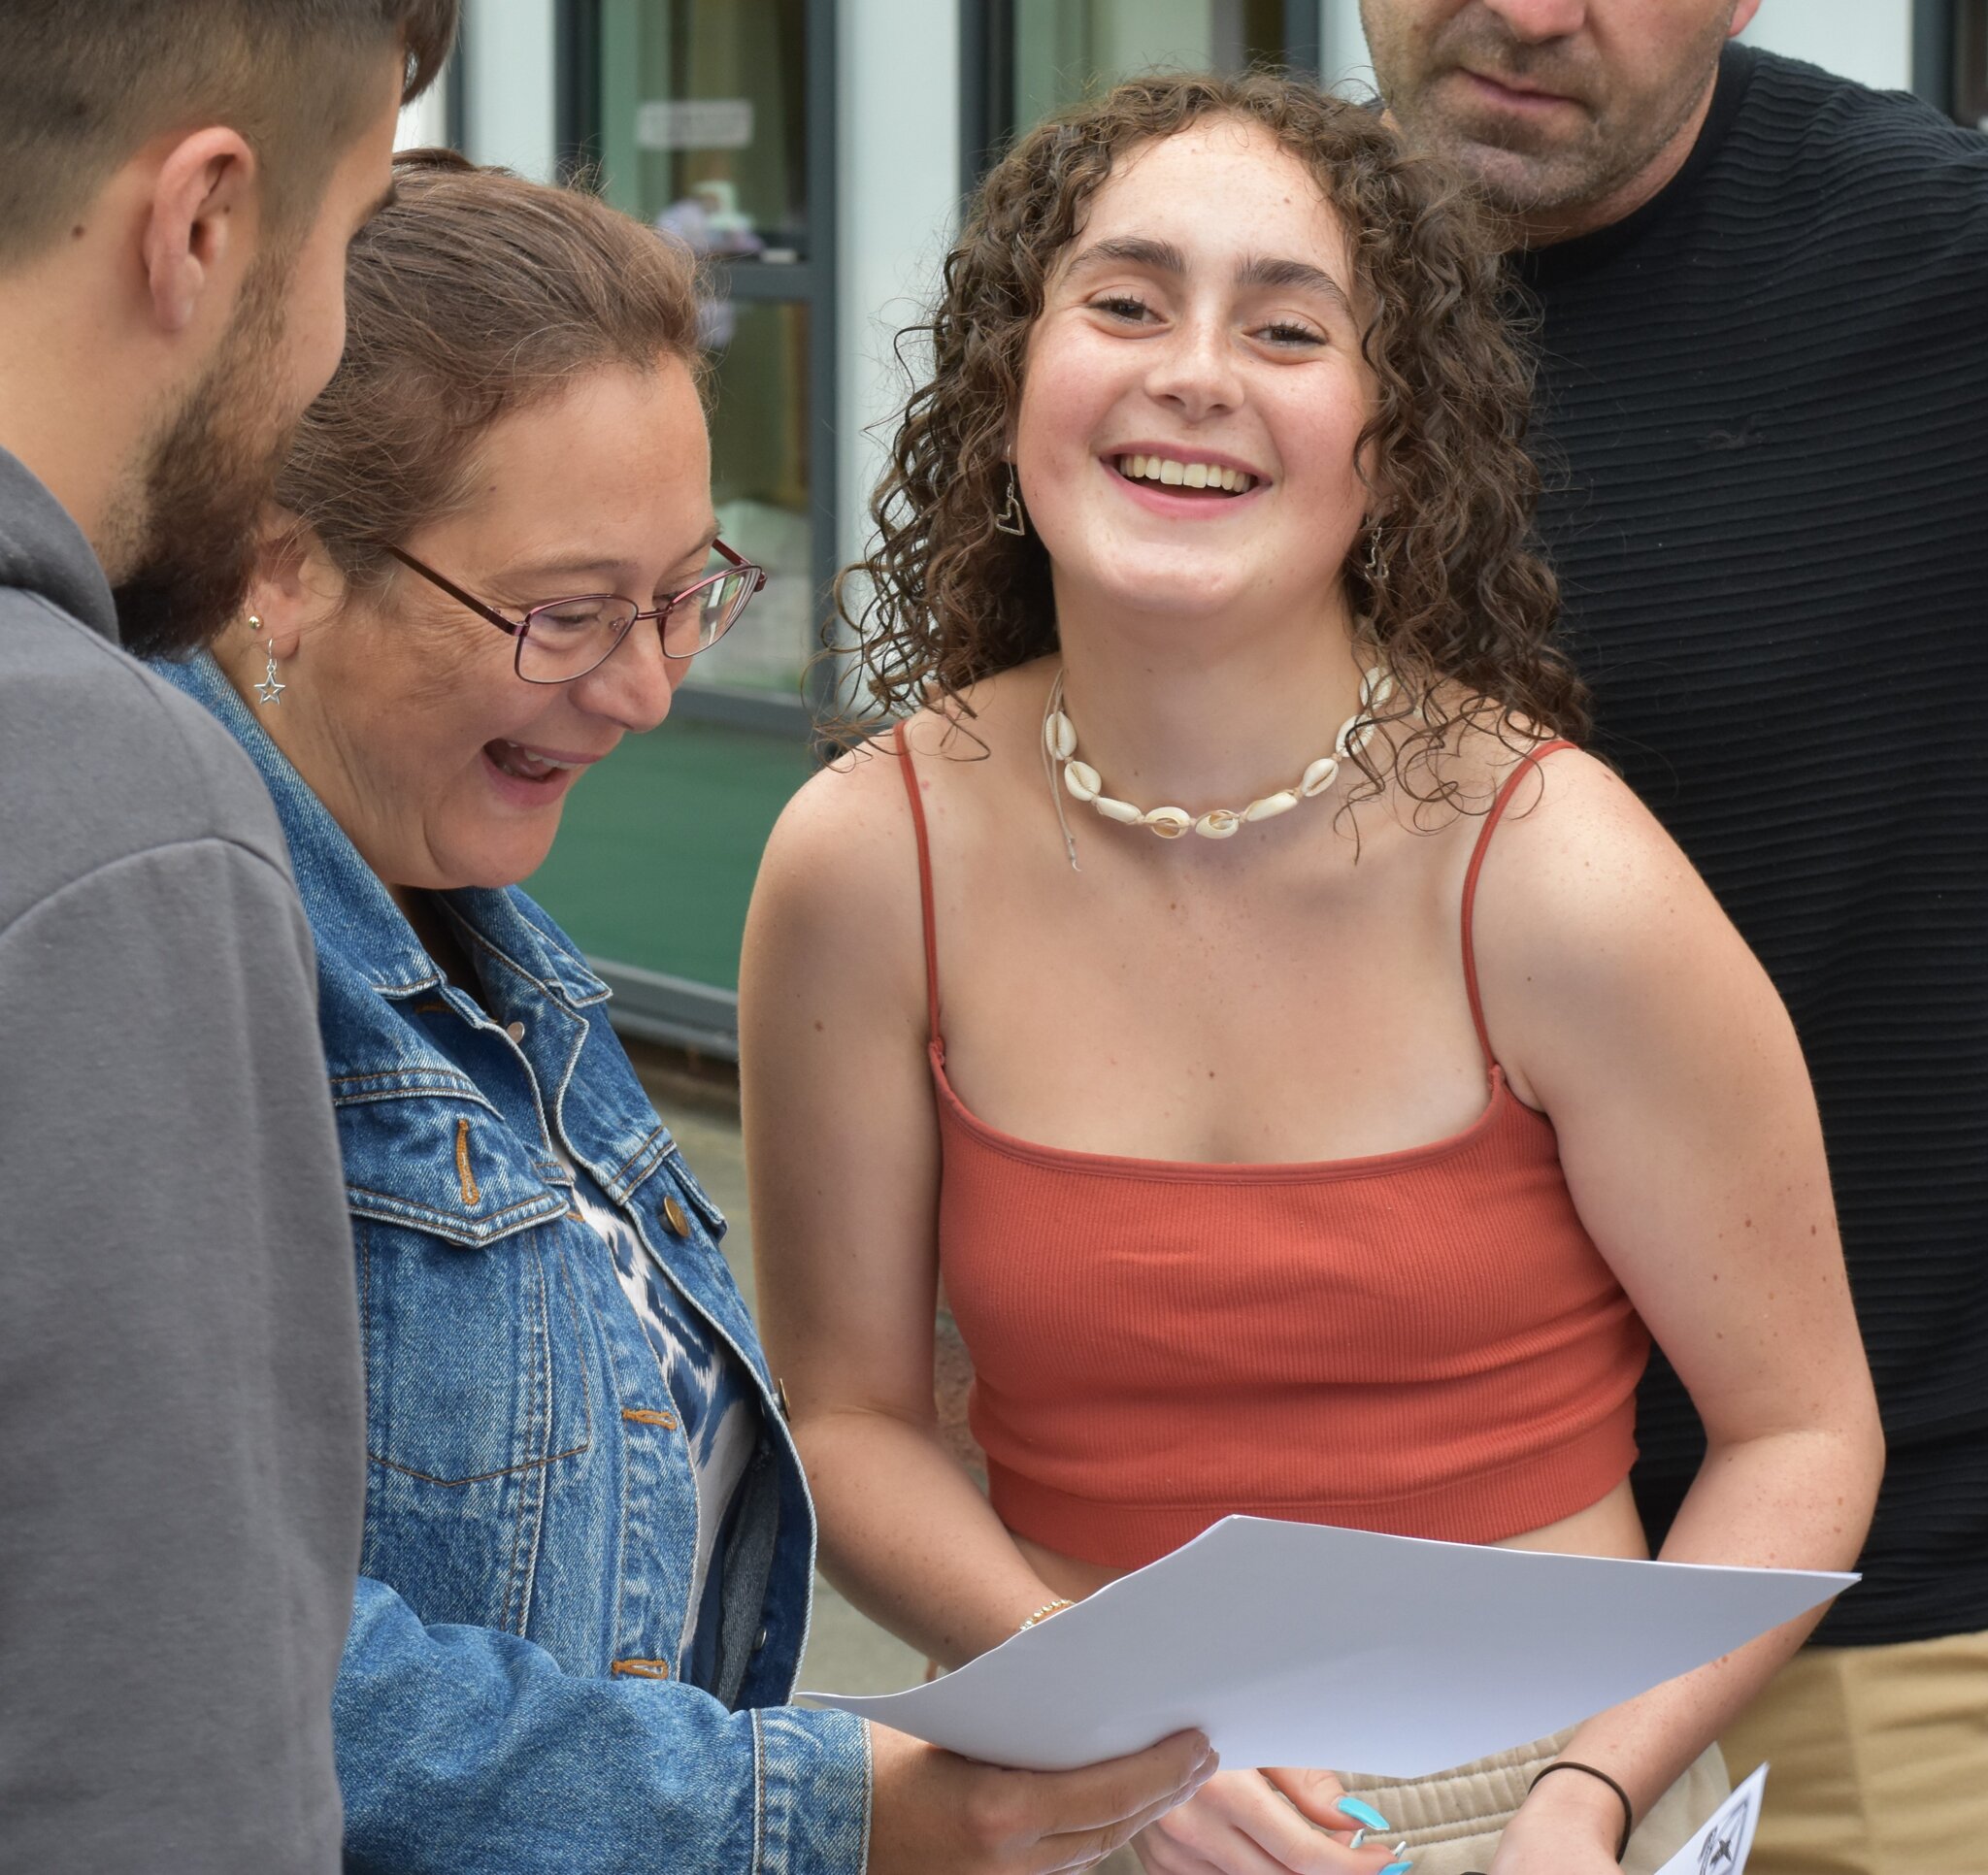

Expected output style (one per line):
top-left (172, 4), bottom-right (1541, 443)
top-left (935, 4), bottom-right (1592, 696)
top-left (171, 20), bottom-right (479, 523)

top-left (340, 1084), bottom-right (593, 1487)
top-left (661, 1146), bottom-right (727, 1239)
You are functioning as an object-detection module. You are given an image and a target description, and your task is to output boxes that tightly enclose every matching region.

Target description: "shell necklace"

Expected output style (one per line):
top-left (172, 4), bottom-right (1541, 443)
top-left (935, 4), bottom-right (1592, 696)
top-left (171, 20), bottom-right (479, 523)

top-left (1040, 663), bottom-right (1396, 868)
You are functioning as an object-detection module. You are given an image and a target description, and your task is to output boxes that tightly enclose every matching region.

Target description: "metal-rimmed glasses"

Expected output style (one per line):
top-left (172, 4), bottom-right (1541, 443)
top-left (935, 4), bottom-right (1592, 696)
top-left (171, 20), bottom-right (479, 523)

top-left (385, 540), bottom-right (768, 684)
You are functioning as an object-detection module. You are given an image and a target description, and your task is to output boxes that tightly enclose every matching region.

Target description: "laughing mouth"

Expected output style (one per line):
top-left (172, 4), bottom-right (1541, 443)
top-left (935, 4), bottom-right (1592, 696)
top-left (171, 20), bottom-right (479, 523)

top-left (486, 740), bottom-right (588, 783)
top-left (1113, 453), bottom-right (1259, 496)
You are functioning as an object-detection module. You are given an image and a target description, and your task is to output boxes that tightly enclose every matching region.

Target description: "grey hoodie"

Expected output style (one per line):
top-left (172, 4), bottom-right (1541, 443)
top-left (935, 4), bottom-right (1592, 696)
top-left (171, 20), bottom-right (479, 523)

top-left (0, 448), bottom-right (360, 1872)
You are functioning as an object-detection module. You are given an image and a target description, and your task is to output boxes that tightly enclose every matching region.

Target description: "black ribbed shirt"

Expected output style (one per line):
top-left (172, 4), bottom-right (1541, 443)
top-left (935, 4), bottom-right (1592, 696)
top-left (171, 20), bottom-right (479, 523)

top-left (1518, 46), bottom-right (1988, 1645)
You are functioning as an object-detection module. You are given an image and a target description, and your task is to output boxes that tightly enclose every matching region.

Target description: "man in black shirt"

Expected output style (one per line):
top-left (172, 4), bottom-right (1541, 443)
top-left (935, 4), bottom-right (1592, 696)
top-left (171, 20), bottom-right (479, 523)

top-left (1365, 3), bottom-right (1988, 1869)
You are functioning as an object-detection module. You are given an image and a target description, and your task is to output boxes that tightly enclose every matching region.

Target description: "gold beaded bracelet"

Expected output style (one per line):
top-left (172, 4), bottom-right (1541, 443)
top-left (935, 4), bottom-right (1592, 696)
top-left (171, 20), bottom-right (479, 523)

top-left (1018, 1597), bottom-right (1075, 1631)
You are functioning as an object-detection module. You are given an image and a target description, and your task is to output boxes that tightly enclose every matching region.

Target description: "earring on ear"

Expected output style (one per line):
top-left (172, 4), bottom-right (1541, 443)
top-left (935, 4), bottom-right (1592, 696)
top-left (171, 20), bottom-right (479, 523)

top-left (1363, 518), bottom-right (1389, 582)
top-left (251, 619), bottom-right (286, 707)
top-left (993, 463), bottom-right (1028, 538)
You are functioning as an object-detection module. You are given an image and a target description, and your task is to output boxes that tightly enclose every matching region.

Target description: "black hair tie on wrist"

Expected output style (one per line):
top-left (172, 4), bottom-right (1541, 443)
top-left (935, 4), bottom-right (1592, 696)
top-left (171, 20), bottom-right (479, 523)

top-left (1529, 1759), bottom-right (1635, 1862)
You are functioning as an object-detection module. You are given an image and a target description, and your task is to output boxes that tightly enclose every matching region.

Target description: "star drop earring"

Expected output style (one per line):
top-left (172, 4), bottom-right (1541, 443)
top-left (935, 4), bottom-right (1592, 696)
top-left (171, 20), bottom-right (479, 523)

top-left (249, 615), bottom-right (286, 707)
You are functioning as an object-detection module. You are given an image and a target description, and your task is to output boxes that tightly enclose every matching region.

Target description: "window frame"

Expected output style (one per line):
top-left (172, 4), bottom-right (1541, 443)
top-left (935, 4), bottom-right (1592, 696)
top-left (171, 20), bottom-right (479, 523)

top-left (959, 0), bottom-right (1322, 199)
top-left (557, 0), bottom-right (839, 740)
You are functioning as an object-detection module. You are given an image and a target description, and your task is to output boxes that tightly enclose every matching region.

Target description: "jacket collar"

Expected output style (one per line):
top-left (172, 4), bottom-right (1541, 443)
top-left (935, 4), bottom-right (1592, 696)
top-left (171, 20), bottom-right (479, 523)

top-left (0, 447), bottom-right (119, 644)
top-left (155, 650), bottom-right (610, 1008)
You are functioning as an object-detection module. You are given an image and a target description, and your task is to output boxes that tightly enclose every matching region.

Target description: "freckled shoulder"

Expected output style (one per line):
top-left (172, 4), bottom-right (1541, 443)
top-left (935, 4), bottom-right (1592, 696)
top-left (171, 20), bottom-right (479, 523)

top-left (1463, 734), bottom-right (1743, 1029)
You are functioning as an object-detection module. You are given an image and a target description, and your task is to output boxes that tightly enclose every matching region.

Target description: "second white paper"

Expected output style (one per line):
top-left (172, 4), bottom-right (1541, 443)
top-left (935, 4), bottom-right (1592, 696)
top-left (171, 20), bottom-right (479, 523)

top-left (806, 1518), bottom-right (1851, 1775)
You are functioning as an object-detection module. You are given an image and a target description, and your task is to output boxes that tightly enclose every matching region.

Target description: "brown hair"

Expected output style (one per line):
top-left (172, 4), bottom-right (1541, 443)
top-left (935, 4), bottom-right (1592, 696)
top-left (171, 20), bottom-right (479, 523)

top-left (838, 71), bottom-right (1587, 793)
top-left (271, 149), bottom-right (703, 592)
top-left (0, 1), bottom-right (458, 262)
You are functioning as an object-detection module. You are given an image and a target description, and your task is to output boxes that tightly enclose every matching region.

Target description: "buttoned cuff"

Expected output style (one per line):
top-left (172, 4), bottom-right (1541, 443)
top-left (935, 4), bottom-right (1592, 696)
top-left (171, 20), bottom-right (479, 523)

top-left (752, 1704), bottom-right (872, 1874)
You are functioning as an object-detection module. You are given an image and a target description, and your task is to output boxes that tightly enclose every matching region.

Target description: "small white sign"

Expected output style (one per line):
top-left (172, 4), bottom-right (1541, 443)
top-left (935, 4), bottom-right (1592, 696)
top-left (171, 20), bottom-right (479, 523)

top-left (635, 98), bottom-right (754, 150)
top-left (1653, 1763), bottom-right (1766, 1875)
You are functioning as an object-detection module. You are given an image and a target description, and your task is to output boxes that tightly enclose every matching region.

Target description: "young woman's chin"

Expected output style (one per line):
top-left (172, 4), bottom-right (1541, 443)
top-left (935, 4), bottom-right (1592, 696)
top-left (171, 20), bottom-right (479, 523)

top-left (1073, 570), bottom-right (1274, 627)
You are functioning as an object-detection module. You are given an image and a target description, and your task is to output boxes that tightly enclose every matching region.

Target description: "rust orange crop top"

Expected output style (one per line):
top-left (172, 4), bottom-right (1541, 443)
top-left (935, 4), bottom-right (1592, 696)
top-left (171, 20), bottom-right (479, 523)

top-left (894, 725), bottom-right (1650, 1570)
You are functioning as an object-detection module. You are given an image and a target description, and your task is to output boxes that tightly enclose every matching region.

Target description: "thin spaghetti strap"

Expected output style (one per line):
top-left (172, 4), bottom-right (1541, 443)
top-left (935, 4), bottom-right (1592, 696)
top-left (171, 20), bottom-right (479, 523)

top-left (892, 720), bottom-right (944, 1049)
top-left (1460, 739), bottom-right (1577, 1069)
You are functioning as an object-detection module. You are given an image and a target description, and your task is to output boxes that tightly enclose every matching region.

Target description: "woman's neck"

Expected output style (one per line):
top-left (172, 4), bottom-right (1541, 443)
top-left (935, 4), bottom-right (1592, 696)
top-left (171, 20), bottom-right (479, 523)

top-left (1050, 582), bottom-right (1370, 813)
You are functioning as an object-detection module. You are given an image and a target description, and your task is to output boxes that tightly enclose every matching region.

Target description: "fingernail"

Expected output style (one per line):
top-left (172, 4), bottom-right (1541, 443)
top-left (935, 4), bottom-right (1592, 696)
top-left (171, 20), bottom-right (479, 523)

top-left (1393, 1844), bottom-right (1408, 1860)
top-left (1378, 1863), bottom-right (1414, 1875)
top-left (1349, 1829), bottom-right (1369, 1850)
top-left (1337, 1796), bottom-right (1392, 1832)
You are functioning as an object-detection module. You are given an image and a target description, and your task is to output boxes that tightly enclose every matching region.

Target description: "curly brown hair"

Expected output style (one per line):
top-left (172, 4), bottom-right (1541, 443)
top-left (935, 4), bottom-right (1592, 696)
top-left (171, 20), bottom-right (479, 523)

top-left (835, 71), bottom-right (1587, 791)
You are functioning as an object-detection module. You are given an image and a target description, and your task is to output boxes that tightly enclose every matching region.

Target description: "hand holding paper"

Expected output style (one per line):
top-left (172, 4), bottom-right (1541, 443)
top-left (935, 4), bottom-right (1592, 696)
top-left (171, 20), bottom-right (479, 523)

top-left (806, 1518), bottom-right (1852, 1779)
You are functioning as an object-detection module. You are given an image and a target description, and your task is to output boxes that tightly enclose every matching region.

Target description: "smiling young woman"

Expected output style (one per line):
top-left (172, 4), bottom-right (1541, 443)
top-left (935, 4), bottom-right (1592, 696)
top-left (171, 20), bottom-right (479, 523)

top-left (742, 72), bottom-right (1882, 1875)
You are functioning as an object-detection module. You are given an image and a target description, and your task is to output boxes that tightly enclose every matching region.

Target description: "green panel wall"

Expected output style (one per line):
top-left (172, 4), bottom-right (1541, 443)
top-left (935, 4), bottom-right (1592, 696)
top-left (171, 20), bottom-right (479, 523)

top-left (527, 719), bottom-right (814, 991)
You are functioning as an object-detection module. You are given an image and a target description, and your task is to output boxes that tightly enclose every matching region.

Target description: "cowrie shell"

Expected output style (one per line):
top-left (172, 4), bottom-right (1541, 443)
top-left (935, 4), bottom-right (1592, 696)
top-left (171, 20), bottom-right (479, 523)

top-left (1243, 790), bottom-right (1301, 821)
top-left (1335, 716), bottom-right (1380, 762)
top-left (1360, 668), bottom-right (1396, 709)
top-left (1092, 795), bottom-right (1143, 824)
top-left (1194, 809), bottom-right (1242, 839)
top-left (1143, 806), bottom-right (1191, 838)
top-left (1300, 758), bottom-right (1340, 798)
top-left (1063, 759), bottom-right (1101, 803)
top-left (1044, 709), bottom-right (1077, 761)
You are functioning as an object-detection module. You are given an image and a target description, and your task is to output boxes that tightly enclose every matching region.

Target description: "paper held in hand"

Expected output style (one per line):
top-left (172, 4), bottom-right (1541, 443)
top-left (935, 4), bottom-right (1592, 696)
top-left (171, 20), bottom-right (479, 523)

top-left (804, 1518), bottom-right (1852, 1777)
top-left (1654, 1763), bottom-right (1767, 1875)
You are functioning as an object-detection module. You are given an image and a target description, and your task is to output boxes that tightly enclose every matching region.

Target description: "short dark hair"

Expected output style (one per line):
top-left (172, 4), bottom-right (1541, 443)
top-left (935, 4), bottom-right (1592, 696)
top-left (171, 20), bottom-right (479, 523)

top-left (0, 0), bottom-right (459, 262)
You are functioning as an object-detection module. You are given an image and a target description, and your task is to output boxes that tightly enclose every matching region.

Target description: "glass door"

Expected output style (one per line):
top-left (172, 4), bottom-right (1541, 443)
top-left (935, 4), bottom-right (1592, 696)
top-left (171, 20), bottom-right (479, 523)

top-left (963, 0), bottom-right (1321, 184)
top-left (539, 0), bottom-right (833, 1053)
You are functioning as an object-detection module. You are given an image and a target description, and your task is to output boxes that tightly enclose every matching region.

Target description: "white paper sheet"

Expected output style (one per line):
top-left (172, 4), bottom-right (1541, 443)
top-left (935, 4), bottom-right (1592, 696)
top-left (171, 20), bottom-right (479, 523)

top-left (805, 1518), bottom-right (1851, 1775)
top-left (1654, 1763), bottom-right (1767, 1875)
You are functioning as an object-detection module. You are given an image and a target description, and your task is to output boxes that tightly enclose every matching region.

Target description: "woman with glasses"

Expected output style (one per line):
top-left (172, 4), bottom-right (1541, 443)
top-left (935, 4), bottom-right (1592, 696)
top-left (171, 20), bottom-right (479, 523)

top-left (155, 151), bottom-right (1210, 1873)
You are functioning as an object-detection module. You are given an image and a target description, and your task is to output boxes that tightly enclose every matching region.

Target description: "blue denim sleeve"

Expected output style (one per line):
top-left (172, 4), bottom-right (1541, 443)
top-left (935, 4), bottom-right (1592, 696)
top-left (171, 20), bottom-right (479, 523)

top-left (338, 1577), bottom-right (872, 1874)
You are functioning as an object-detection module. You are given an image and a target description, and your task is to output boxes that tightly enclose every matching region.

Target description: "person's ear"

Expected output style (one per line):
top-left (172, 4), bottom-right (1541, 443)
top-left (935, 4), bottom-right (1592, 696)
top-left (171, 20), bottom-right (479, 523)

top-left (1729, 0), bottom-right (1763, 38)
top-left (140, 128), bottom-right (259, 335)
top-left (246, 509), bottom-right (345, 658)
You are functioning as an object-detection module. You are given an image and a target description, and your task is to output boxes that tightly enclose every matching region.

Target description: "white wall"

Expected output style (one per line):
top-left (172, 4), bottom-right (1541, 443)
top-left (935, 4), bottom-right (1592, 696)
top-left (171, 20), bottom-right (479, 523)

top-left (461, 0), bottom-right (558, 181)
top-left (1740, 0), bottom-right (1912, 92)
top-left (396, 61), bottom-right (453, 152)
top-left (836, 0), bottom-right (963, 573)
top-left (1319, 0), bottom-right (1375, 97)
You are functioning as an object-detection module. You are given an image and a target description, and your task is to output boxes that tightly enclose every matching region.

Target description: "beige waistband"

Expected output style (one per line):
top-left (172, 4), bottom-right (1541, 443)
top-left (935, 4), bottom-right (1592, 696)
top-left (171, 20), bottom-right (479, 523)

top-left (1338, 1728), bottom-right (1576, 1850)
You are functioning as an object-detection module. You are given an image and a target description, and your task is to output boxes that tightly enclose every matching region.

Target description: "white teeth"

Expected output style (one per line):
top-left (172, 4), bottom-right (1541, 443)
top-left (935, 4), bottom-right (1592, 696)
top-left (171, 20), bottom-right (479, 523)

top-left (1117, 455), bottom-right (1255, 493)
top-left (494, 740), bottom-right (579, 779)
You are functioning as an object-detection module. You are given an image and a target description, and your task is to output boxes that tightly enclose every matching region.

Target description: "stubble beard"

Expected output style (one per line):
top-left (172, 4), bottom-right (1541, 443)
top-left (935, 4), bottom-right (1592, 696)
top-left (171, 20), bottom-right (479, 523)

top-left (1363, 3), bottom-right (1733, 222)
top-left (113, 249), bottom-right (299, 661)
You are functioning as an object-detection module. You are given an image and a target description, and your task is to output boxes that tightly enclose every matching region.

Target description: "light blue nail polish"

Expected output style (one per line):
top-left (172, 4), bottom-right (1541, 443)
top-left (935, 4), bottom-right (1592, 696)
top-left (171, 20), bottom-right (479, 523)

top-left (1378, 1862), bottom-right (1414, 1875)
top-left (1337, 1795), bottom-right (1392, 1831)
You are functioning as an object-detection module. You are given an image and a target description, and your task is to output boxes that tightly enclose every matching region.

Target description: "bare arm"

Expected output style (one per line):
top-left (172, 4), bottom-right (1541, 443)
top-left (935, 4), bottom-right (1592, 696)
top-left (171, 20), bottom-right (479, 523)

top-left (1474, 754), bottom-right (1884, 1866)
top-left (742, 747), bottom-right (1055, 1666)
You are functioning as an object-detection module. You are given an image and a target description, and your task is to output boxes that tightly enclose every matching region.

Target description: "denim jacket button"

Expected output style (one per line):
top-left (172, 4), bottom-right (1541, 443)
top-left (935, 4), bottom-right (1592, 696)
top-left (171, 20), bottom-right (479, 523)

top-left (505, 1019), bottom-right (526, 1041)
top-left (660, 1194), bottom-right (690, 1237)
top-left (753, 1627), bottom-right (769, 1652)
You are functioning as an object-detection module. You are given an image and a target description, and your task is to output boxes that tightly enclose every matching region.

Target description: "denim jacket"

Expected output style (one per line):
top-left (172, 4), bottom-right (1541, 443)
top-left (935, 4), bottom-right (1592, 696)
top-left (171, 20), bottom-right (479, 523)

top-left (159, 653), bottom-right (869, 1874)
